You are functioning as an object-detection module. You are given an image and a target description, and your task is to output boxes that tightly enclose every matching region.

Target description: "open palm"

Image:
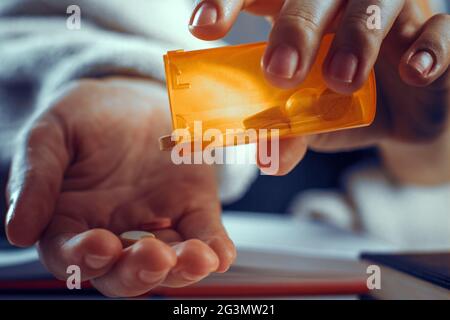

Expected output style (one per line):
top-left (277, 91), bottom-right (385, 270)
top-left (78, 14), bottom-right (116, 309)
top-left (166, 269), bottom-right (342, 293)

top-left (5, 78), bottom-right (236, 297)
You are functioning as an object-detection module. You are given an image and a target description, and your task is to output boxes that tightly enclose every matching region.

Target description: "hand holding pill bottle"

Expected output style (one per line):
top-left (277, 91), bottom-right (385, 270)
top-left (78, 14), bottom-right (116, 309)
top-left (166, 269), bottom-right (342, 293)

top-left (161, 35), bottom-right (376, 150)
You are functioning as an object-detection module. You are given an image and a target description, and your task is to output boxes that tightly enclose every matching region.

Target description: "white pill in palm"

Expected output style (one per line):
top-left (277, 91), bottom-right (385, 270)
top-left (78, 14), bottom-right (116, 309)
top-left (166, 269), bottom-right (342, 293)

top-left (120, 231), bottom-right (155, 247)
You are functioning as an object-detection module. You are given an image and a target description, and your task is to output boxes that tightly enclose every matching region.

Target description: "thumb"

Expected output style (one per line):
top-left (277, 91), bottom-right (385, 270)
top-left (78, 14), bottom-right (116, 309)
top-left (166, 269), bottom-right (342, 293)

top-left (257, 136), bottom-right (308, 176)
top-left (6, 113), bottom-right (70, 247)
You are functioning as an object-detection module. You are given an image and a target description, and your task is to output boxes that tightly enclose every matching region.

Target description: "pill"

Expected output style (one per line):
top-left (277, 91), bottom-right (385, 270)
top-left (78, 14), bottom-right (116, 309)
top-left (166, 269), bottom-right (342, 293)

top-left (315, 89), bottom-right (355, 121)
top-left (159, 135), bottom-right (176, 151)
top-left (243, 106), bottom-right (291, 131)
top-left (159, 135), bottom-right (210, 152)
top-left (120, 231), bottom-right (155, 247)
top-left (284, 88), bottom-right (320, 117)
top-left (140, 218), bottom-right (172, 231)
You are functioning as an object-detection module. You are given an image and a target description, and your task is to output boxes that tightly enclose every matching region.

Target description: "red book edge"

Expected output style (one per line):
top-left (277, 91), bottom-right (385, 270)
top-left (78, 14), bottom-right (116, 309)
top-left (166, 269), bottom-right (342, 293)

top-left (0, 278), bottom-right (369, 297)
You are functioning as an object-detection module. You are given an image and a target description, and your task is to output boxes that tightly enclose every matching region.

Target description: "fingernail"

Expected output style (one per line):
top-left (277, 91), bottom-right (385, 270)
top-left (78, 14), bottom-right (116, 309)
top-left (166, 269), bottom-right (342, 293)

top-left (85, 254), bottom-right (113, 269)
top-left (179, 271), bottom-right (205, 282)
top-left (266, 44), bottom-right (299, 79)
top-left (190, 2), bottom-right (218, 27)
top-left (408, 50), bottom-right (434, 76)
top-left (328, 50), bottom-right (359, 83)
top-left (138, 270), bottom-right (165, 284)
top-left (171, 266), bottom-right (205, 282)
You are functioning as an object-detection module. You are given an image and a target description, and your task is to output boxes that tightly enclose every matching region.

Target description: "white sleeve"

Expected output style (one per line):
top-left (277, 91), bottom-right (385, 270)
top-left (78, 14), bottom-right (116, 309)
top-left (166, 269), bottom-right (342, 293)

top-left (0, 16), bottom-right (170, 151)
top-left (289, 163), bottom-right (450, 251)
top-left (217, 144), bottom-right (260, 204)
top-left (345, 165), bottom-right (450, 251)
top-left (0, 0), bottom-right (221, 112)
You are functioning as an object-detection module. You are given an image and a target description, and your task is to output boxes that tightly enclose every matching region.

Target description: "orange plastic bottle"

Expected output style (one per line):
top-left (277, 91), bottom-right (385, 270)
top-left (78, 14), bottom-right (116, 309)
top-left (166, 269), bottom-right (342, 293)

top-left (162, 34), bottom-right (376, 149)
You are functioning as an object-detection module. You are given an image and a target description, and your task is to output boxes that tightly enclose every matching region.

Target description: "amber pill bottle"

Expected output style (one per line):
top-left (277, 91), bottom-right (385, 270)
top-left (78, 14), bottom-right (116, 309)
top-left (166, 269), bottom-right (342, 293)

top-left (163, 34), bottom-right (376, 149)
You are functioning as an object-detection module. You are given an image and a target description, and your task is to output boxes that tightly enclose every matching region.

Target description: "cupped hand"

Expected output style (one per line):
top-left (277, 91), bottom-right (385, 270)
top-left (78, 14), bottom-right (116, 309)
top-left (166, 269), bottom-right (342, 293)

top-left (5, 77), bottom-right (236, 297)
top-left (189, 0), bottom-right (450, 180)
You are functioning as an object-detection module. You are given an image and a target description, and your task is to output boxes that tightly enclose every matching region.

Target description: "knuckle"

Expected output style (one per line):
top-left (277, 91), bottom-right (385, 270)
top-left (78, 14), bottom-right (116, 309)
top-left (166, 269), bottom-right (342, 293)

top-left (279, 7), bottom-right (322, 34)
top-left (346, 12), bottom-right (382, 38)
top-left (334, 10), bottom-right (384, 55)
top-left (430, 13), bottom-right (450, 24)
top-left (339, 23), bottom-right (380, 54)
top-left (346, 11), bottom-right (369, 28)
top-left (393, 20), bottom-right (421, 45)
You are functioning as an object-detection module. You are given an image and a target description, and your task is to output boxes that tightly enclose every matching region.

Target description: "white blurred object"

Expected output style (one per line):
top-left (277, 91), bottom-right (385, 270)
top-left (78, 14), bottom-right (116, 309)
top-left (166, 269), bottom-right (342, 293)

top-left (0, 247), bottom-right (38, 267)
top-left (223, 211), bottom-right (398, 260)
top-left (288, 164), bottom-right (450, 252)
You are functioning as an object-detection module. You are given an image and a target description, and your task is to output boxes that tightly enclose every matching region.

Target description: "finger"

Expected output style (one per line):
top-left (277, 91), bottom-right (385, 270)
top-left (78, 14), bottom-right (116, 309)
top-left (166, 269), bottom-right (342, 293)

top-left (162, 239), bottom-right (219, 288)
top-left (399, 13), bottom-right (450, 87)
top-left (257, 136), bottom-right (308, 176)
top-left (306, 125), bottom-right (388, 152)
top-left (38, 220), bottom-right (122, 281)
top-left (178, 203), bottom-right (236, 273)
top-left (323, 0), bottom-right (405, 94)
top-left (262, 0), bottom-right (343, 88)
top-left (5, 114), bottom-right (70, 247)
top-left (188, 0), bottom-right (246, 40)
top-left (91, 238), bottom-right (176, 298)
top-left (189, 0), bottom-right (282, 40)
